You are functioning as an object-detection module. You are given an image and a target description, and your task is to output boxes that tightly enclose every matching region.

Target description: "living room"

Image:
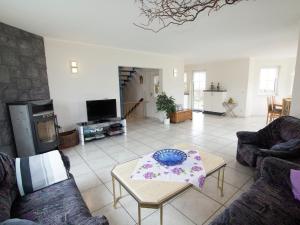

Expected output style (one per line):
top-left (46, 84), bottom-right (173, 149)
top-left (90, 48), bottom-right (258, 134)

top-left (1, 1), bottom-right (300, 225)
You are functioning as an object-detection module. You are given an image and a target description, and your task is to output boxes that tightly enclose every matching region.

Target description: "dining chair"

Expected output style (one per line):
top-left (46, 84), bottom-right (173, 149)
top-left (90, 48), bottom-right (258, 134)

top-left (282, 98), bottom-right (292, 116)
top-left (266, 96), bottom-right (282, 124)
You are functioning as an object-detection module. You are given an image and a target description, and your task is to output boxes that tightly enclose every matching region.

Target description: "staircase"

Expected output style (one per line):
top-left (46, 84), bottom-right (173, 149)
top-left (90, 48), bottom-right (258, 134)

top-left (119, 67), bottom-right (141, 118)
top-left (123, 98), bottom-right (144, 119)
top-left (119, 67), bottom-right (137, 89)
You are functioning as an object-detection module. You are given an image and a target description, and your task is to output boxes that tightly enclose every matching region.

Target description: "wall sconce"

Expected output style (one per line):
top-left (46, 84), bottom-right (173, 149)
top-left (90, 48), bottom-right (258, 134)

top-left (70, 61), bottom-right (78, 74)
top-left (173, 68), bottom-right (178, 77)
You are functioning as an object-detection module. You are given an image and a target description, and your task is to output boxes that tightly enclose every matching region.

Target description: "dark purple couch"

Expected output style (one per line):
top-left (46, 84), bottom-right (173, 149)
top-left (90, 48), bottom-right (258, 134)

top-left (209, 157), bottom-right (300, 225)
top-left (236, 116), bottom-right (300, 177)
top-left (0, 152), bottom-right (108, 225)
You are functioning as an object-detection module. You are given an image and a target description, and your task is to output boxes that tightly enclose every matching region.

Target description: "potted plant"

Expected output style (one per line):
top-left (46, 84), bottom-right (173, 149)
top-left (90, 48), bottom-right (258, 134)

top-left (156, 92), bottom-right (176, 125)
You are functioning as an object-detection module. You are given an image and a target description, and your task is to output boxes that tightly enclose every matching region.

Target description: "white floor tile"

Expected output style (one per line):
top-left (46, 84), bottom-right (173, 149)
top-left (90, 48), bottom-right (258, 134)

top-left (212, 167), bottom-right (250, 188)
top-left (87, 156), bottom-right (117, 170)
top-left (81, 184), bottom-right (113, 212)
top-left (201, 176), bottom-right (239, 204)
top-left (119, 195), bottom-right (157, 221)
top-left (70, 163), bottom-right (93, 177)
top-left (142, 204), bottom-right (195, 225)
top-left (74, 172), bottom-right (102, 192)
top-left (171, 189), bottom-right (222, 224)
top-left (110, 150), bottom-right (138, 163)
top-left (94, 165), bottom-right (115, 183)
top-left (92, 203), bottom-right (136, 225)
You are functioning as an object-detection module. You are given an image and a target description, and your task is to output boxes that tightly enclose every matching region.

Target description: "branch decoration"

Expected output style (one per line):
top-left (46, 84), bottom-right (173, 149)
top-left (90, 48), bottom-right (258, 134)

top-left (134, 0), bottom-right (246, 32)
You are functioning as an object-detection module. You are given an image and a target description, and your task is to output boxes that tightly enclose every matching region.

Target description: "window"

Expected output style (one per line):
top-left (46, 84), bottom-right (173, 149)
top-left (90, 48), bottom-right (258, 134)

top-left (290, 71), bottom-right (295, 96)
top-left (184, 73), bottom-right (189, 95)
top-left (192, 71), bottom-right (206, 110)
top-left (183, 73), bottom-right (189, 108)
top-left (259, 67), bottom-right (279, 94)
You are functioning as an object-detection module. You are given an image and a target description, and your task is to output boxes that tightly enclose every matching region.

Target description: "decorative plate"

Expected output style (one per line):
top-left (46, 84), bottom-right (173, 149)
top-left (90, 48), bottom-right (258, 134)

top-left (153, 149), bottom-right (187, 166)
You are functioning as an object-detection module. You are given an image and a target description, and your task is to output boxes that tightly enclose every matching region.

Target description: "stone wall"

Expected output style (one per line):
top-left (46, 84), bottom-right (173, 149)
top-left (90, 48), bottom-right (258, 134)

top-left (0, 22), bottom-right (50, 156)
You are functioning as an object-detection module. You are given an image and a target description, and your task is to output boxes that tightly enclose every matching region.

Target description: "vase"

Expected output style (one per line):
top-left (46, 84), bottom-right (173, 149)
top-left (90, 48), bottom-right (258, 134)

top-left (164, 118), bottom-right (170, 125)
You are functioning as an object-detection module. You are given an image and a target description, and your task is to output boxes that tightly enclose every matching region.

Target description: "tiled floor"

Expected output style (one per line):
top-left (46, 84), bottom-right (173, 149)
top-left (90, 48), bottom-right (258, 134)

top-left (64, 113), bottom-right (265, 225)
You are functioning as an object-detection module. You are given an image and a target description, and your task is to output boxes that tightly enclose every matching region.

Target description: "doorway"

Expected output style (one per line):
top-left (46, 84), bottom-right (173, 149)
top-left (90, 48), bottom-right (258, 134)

top-left (192, 71), bottom-right (206, 111)
top-left (118, 66), bottom-right (162, 121)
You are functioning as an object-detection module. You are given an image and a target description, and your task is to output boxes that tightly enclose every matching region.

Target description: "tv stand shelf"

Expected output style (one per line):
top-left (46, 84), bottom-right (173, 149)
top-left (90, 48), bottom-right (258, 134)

top-left (77, 117), bottom-right (126, 145)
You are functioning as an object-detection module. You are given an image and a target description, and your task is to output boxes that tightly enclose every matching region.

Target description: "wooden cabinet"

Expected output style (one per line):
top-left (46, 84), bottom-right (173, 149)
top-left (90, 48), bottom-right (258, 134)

top-left (170, 109), bottom-right (193, 123)
top-left (203, 91), bottom-right (227, 115)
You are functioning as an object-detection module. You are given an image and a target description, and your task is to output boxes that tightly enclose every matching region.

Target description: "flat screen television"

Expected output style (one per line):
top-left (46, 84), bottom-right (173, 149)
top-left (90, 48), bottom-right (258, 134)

top-left (86, 99), bottom-right (117, 121)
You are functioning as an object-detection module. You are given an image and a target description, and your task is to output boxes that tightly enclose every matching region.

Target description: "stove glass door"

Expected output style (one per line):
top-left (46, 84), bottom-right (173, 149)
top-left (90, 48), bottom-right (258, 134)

top-left (35, 117), bottom-right (57, 143)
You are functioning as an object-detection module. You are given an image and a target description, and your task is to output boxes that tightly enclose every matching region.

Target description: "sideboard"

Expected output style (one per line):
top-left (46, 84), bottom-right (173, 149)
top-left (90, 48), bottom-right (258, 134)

top-left (203, 90), bottom-right (227, 115)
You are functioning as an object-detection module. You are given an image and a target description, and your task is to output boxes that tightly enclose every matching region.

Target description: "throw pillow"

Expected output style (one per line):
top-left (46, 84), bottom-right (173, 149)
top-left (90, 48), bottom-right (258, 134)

top-left (15, 150), bottom-right (68, 196)
top-left (271, 139), bottom-right (300, 151)
top-left (290, 169), bottom-right (300, 201)
top-left (0, 219), bottom-right (40, 225)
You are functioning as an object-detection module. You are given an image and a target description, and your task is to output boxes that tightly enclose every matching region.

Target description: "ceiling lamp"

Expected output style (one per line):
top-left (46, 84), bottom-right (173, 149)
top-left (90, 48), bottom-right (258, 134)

top-left (135, 0), bottom-right (246, 32)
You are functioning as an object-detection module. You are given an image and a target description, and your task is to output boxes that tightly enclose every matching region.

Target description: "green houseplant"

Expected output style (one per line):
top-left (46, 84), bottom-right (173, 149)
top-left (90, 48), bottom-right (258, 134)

top-left (156, 92), bottom-right (176, 124)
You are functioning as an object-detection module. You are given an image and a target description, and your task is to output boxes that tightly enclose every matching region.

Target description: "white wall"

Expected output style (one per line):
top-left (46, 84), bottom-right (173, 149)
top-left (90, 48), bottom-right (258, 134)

top-left (291, 33), bottom-right (300, 118)
top-left (45, 38), bottom-right (184, 129)
top-left (185, 59), bottom-right (250, 117)
top-left (247, 58), bottom-right (296, 116)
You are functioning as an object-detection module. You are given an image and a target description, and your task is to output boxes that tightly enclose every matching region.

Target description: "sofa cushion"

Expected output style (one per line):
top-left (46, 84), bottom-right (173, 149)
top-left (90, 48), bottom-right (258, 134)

top-left (209, 179), bottom-right (300, 225)
top-left (257, 117), bottom-right (283, 148)
top-left (0, 160), bottom-right (5, 184)
top-left (0, 219), bottom-right (40, 225)
top-left (11, 177), bottom-right (107, 225)
top-left (271, 139), bottom-right (300, 151)
top-left (279, 116), bottom-right (300, 141)
top-left (15, 150), bottom-right (68, 196)
top-left (0, 153), bottom-right (18, 222)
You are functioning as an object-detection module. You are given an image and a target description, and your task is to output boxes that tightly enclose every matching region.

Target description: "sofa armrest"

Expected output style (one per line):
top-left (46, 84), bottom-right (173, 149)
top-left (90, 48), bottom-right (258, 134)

top-left (59, 151), bottom-right (70, 173)
top-left (260, 157), bottom-right (300, 186)
top-left (236, 131), bottom-right (259, 144)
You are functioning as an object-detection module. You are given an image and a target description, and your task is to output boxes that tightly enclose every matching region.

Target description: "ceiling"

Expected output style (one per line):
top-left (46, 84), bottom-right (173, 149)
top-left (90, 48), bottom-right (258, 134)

top-left (0, 0), bottom-right (300, 64)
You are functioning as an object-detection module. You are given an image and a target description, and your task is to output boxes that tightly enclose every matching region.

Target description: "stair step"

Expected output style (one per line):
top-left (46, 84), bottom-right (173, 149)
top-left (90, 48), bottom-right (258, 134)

top-left (119, 67), bottom-right (134, 71)
top-left (119, 71), bottom-right (136, 75)
top-left (120, 74), bottom-right (133, 78)
top-left (120, 77), bottom-right (130, 81)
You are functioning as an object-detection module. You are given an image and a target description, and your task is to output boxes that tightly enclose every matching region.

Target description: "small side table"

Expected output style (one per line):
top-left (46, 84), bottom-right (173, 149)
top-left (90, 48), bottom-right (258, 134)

top-left (223, 102), bottom-right (238, 117)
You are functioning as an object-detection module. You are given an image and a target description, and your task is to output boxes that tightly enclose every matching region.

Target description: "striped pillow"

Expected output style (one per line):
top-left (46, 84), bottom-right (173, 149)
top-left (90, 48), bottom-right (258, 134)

top-left (15, 150), bottom-right (68, 196)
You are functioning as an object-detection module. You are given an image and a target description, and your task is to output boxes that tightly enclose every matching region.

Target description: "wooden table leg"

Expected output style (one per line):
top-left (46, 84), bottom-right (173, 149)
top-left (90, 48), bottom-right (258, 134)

top-left (217, 167), bottom-right (225, 197)
top-left (138, 204), bottom-right (141, 225)
top-left (112, 176), bottom-right (117, 208)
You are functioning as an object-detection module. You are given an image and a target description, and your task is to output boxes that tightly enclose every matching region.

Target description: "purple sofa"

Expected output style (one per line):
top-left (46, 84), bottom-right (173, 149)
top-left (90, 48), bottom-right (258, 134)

top-left (0, 152), bottom-right (108, 225)
top-left (209, 157), bottom-right (300, 225)
top-left (236, 116), bottom-right (300, 177)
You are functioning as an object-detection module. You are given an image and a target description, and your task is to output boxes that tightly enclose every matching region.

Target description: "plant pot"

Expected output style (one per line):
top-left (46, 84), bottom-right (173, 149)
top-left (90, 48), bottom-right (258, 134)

top-left (164, 118), bottom-right (170, 125)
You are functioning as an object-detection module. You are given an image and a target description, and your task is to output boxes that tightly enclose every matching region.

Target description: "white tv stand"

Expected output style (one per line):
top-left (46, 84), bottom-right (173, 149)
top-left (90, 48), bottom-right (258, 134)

top-left (77, 117), bottom-right (126, 145)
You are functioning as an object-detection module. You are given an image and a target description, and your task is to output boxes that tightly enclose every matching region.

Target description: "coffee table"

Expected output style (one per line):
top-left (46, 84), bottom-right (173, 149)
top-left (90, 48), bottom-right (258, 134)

top-left (111, 145), bottom-right (226, 225)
